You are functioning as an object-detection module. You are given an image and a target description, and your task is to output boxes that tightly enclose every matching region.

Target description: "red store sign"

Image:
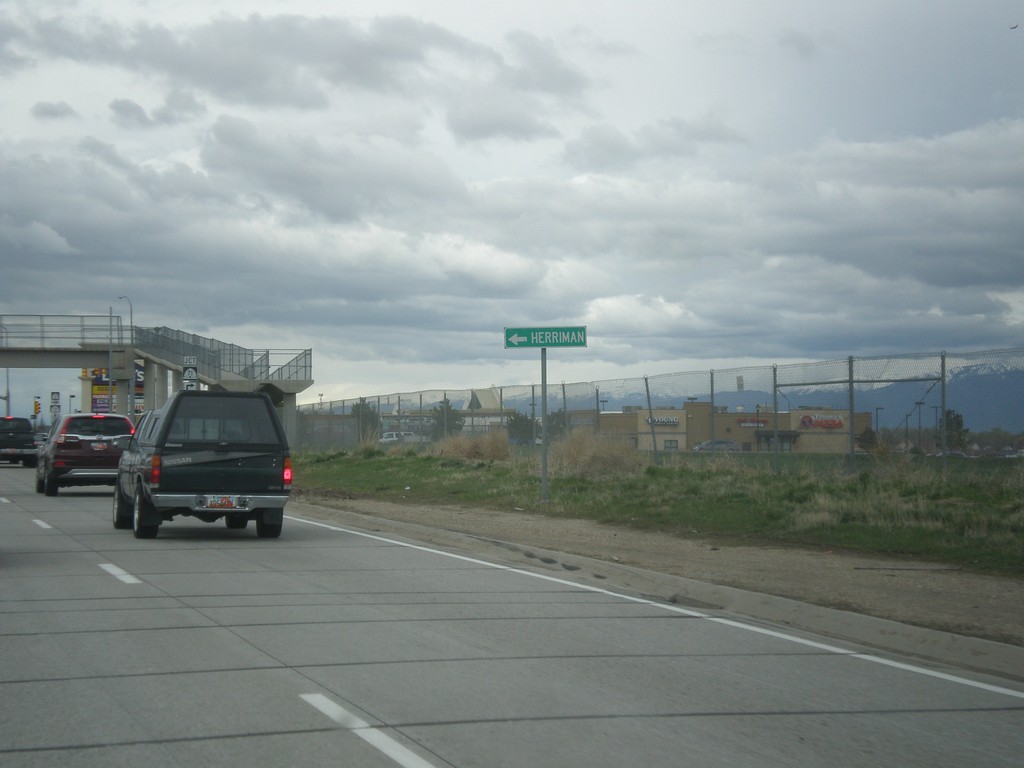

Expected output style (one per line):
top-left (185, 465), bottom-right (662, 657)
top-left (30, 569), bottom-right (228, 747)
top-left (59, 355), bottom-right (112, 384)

top-left (800, 415), bottom-right (844, 430)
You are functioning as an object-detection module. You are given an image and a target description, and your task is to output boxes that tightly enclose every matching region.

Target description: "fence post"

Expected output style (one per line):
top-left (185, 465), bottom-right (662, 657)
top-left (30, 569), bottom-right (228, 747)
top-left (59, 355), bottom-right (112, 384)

top-left (709, 369), bottom-right (716, 443)
top-left (848, 356), bottom-right (856, 462)
top-left (644, 376), bottom-right (658, 462)
top-left (941, 352), bottom-right (947, 475)
top-left (772, 365), bottom-right (779, 457)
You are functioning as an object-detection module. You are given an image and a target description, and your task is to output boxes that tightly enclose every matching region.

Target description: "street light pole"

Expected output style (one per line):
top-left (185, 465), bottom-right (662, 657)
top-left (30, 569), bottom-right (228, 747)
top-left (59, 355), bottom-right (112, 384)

top-left (118, 296), bottom-right (134, 416)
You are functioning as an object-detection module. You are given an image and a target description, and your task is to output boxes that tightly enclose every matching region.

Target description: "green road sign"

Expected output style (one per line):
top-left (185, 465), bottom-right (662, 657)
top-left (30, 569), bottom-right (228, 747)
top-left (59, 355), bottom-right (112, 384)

top-left (504, 326), bottom-right (587, 348)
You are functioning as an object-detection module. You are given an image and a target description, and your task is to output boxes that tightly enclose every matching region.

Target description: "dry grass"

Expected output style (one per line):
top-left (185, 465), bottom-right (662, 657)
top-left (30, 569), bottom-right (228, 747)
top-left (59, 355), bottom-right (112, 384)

top-left (549, 430), bottom-right (651, 478)
top-left (429, 431), bottom-right (512, 461)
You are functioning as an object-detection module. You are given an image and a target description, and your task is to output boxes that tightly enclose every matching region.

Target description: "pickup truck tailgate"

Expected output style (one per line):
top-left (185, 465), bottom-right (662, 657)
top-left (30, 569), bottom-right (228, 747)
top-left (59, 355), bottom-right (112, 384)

top-left (159, 450), bottom-right (287, 493)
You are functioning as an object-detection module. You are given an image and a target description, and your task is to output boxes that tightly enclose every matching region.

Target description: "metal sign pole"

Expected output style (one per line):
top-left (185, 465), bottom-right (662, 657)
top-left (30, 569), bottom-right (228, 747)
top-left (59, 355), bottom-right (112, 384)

top-left (540, 347), bottom-right (549, 502)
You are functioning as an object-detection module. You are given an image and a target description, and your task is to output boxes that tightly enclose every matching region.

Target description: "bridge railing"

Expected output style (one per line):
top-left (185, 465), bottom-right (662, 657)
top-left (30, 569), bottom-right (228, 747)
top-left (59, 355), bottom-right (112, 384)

top-left (1, 315), bottom-right (311, 383)
top-left (0, 314), bottom-right (126, 347)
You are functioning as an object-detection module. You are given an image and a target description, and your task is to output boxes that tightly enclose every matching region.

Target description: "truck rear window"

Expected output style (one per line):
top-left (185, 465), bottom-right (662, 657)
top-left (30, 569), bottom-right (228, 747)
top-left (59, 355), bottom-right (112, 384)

top-left (1, 418), bottom-right (33, 433)
top-left (167, 397), bottom-right (279, 444)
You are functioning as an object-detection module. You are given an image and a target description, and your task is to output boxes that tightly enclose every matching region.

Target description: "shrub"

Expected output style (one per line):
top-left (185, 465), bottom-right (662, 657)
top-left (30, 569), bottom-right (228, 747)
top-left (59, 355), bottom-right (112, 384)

top-left (430, 431), bottom-right (512, 461)
top-left (549, 430), bottom-right (650, 478)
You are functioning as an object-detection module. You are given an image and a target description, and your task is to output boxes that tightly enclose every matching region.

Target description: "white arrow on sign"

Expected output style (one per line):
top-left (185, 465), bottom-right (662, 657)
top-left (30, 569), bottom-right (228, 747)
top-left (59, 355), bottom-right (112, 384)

top-left (506, 333), bottom-right (528, 346)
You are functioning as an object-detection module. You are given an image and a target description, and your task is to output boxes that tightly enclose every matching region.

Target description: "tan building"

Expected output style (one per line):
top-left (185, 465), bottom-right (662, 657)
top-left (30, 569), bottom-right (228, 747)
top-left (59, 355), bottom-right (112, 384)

top-left (686, 402), bottom-right (872, 454)
top-left (584, 401), bottom-right (872, 454)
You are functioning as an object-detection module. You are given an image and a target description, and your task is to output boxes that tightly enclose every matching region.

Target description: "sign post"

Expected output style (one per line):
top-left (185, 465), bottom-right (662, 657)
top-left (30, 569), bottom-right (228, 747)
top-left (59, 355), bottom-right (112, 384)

top-left (504, 326), bottom-right (587, 501)
top-left (182, 356), bottom-right (198, 391)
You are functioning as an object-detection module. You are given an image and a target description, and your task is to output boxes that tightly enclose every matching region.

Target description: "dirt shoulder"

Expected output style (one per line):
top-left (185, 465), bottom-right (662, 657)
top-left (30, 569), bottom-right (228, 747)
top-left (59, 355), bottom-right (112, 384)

top-left (292, 491), bottom-right (1024, 651)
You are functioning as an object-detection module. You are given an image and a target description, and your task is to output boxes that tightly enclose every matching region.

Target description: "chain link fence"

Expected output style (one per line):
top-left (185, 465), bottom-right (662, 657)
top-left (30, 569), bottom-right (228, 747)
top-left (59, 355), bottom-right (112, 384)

top-left (297, 347), bottom-right (1024, 457)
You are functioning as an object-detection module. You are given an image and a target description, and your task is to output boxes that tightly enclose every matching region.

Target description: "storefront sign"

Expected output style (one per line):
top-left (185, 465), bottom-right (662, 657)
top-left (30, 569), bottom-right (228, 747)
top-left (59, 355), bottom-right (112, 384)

top-left (647, 416), bottom-right (680, 425)
top-left (800, 414), bottom-right (844, 430)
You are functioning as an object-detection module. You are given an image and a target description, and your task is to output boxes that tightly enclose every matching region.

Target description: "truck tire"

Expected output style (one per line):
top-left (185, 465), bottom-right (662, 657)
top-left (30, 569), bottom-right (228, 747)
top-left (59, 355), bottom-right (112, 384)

top-left (132, 487), bottom-right (159, 539)
top-left (255, 510), bottom-right (282, 539)
top-left (112, 486), bottom-right (132, 529)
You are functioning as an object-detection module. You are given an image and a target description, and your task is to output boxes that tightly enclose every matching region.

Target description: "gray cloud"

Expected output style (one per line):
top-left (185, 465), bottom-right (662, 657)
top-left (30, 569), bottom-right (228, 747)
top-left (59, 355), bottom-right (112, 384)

top-left (0, 1), bottom-right (1022, 410)
top-left (564, 115), bottom-right (744, 170)
top-left (31, 100), bottom-right (77, 119)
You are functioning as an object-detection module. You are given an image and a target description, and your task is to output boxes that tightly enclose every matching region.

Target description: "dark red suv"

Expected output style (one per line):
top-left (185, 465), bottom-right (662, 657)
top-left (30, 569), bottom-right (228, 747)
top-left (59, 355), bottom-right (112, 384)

top-left (36, 413), bottom-right (135, 496)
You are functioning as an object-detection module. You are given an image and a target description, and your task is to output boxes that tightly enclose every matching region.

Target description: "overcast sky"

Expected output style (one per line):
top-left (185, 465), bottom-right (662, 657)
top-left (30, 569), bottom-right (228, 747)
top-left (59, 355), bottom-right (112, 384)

top-left (2, 0), bottom-right (1023, 414)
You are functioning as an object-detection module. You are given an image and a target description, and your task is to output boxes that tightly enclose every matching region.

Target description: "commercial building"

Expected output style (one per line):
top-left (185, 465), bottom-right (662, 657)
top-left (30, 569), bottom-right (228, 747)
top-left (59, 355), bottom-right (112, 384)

top-left (570, 402), bottom-right (872, 454)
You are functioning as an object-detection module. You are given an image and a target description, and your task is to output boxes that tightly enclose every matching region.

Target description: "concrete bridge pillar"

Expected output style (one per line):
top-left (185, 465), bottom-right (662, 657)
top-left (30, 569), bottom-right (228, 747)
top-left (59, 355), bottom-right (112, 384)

top-left (78, 376), bottom-right (90, 414)
top-left (113, 376), bottom-right (129, 416)
top-left (280, 392), bottom-right (298, 447)
top-left (144, 359), bottom-right (170, 410)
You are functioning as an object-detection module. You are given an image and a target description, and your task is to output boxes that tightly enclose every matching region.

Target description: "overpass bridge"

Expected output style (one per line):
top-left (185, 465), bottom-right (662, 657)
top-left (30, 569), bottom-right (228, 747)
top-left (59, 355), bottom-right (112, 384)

top-left (0, 315), bottom-right (312, 442)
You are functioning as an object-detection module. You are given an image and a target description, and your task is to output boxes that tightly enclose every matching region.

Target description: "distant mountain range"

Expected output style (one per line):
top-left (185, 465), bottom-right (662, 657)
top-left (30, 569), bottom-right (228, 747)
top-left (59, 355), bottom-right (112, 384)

top-left (498, 364), bottom-right (1024, 434)
top-left (699, 366), bottom-right (1023, 433)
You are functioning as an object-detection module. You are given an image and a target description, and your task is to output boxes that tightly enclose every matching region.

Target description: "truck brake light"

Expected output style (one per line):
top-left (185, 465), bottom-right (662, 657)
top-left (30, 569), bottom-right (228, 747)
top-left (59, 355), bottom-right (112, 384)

top-left (150, 456), bottom-right (161, 488)
top-left (283, 457), bottom-right (293, 487)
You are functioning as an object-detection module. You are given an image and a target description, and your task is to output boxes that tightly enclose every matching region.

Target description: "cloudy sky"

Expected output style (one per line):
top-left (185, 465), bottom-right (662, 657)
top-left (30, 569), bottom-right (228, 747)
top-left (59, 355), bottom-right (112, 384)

top-left (2, 0), bottom-right (1023, 414)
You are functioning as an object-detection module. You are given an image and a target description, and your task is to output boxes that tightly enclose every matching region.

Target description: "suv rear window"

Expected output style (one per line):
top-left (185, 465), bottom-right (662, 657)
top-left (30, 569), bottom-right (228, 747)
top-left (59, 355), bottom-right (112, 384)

top-left (167, 397), bottom-right (279, 445)
top-left (1, 418), bottom-right (33, 433)
top-left (63, 416), bottom-right (134, 437)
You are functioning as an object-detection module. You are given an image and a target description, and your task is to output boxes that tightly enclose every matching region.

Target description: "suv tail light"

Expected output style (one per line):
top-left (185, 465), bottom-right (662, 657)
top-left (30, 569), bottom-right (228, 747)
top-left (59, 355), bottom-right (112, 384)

top-left (282, 457), bottom-right (293, 488)
top-left (149, 456), bottom-right (161, 488)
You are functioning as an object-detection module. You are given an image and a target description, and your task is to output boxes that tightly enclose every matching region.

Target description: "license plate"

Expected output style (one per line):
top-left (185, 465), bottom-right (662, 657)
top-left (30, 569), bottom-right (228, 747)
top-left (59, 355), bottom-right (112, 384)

top-left (207, 496), bottom-right (237, 509)
top-left (92, 442), bottom-right (108, 450)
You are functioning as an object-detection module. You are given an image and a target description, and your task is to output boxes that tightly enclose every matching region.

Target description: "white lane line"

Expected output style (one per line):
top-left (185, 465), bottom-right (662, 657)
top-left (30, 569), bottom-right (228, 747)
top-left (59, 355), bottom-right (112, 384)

top-left (849, 653), bottom-right (1024, 699)
top-left (98, 563), bottom-right (142, 584)
top-left (288, 514), bottom-right (1024, 701)
top-left (301, 693), bottom-right (438, 768)
top-left (32, 519), bottom-right (53, 529)
top-left (288, 515), bottom-right (708, 616)
top-left (0, 496), bottom-right (10, 503)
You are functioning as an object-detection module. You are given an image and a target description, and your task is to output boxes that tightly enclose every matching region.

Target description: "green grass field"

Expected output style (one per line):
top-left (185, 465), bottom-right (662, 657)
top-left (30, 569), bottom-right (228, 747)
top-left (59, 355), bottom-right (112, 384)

top-left (294, 433), bottom-right (1024, 575)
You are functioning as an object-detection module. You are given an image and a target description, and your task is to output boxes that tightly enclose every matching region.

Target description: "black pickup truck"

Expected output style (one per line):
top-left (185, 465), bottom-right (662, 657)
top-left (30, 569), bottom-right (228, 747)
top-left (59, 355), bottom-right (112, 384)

top-left (114, 390), bottom-right (292, 539)
top-left (1, 416), bottom-right (38, 467)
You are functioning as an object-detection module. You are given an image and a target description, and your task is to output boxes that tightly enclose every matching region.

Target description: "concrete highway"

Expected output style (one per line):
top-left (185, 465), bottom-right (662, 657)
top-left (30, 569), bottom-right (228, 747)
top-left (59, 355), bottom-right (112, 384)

top-left (1, 465), bottom-right (1022, 767)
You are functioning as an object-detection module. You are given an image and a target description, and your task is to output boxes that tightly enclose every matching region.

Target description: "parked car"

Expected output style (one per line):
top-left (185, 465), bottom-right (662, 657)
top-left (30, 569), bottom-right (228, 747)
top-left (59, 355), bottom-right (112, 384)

top-left (378, 431), bottom-right (425, 446)
top-left (35, 413), bottom-right (135, 495)
top-left (692, 439), bottom-right (738, 452)
top-left (114, 390), bottom-right (292, 539)
top-left (1, 416), bottom-right (38, 467)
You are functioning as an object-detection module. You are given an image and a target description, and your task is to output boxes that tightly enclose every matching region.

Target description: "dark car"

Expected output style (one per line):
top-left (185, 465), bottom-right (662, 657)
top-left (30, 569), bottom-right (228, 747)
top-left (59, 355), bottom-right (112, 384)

top-left (114, 390), bottom-right (291, 539)
top-left (1, 416), bottom-right (38, 467)
top-left (36, 413), bottom-right (135, 495)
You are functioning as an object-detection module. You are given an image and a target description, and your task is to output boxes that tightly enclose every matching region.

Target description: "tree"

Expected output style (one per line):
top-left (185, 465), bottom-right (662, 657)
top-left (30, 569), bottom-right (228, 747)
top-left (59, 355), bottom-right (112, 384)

top-left (506, 412), bottom-right (539, 445)
top-left (857, 427), bottom-right (878, 451)
top-left (429, 398), bottom-right (464, 440)
top-left (939, 409), bottom-right (969, 451)
top-left (350, 398), bottom-right (380, 443)
top-left (545, 409), bottom-right (569, 442)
